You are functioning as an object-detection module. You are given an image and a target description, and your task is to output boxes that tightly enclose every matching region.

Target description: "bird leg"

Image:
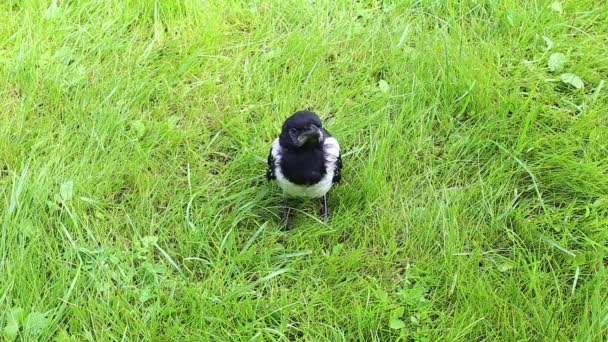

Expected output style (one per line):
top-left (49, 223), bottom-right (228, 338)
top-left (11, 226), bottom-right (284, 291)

top-left (319, 194), bottom-right (329, 221)
top-left (280, 199), bottom-right (294, 231)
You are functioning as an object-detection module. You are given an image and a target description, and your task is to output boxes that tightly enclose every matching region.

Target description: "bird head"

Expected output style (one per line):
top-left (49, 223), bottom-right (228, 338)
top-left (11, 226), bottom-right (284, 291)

top-left (279, 111), bottom-right (324, 150)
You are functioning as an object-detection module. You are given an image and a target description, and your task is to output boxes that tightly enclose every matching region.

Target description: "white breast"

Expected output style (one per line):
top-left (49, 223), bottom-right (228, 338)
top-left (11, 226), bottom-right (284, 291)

top-left (272, 137), bottom-right (340, 198)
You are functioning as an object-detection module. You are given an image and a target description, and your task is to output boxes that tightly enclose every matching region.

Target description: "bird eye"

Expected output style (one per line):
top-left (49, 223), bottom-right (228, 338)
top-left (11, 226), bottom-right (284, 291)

top-left (289, 128), bottom-right (297, 134)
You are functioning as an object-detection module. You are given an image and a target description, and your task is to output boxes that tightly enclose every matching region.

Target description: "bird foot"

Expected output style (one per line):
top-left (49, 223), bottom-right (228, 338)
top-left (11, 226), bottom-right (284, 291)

top-left (280, 202), bottom-right (294, 231)
top-left (319, 195), bottom-right (329, 221)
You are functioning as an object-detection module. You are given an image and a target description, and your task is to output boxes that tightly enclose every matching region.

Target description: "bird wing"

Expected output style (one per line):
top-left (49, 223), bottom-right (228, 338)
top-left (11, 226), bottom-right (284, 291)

top-left (266, 147), bottom-right (275, 181)
top-left (322, 129), bottom-right (342, 184)
top-left (333, 154), bottom-right (342, 183)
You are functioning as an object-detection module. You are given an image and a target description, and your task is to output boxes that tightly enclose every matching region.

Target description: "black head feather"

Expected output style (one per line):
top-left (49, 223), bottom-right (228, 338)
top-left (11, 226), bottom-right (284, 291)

top-left (279, 111), bottom-right (324, 150)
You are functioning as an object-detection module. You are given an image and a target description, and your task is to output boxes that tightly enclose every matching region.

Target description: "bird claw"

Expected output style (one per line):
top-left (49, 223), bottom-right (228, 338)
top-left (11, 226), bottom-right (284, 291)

top-left (279, 196), bottom-right (329, 230)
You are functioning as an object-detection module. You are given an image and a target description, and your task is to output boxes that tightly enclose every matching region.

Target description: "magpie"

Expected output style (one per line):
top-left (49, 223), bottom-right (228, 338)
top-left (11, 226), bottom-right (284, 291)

top-left (267, 110), bottom-right (342, 230)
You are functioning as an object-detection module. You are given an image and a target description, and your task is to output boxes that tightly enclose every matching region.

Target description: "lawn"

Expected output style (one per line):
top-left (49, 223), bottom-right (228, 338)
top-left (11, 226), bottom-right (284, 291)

top-left (1, 0), bottom-right (607, 340)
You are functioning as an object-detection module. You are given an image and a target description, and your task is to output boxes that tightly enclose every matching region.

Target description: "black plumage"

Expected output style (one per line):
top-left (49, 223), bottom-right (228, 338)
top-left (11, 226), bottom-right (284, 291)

top-left (267, 111), bottom-right (342, 230)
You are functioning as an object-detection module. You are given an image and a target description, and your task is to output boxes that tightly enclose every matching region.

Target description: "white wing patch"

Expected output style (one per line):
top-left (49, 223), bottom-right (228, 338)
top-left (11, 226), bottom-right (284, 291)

top-left (271, 137), bottom-right (341, 198)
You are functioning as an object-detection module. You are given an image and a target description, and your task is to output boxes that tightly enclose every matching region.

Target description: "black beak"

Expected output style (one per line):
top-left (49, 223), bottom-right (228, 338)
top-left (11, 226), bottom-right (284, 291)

top-left (297, 126), bottom-right (322, 146)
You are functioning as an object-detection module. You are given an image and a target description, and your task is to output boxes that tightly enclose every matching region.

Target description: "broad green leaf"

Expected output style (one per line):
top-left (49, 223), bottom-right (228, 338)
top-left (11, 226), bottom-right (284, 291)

top-left (44, 0), bottom-right (62, 19)
top-left (2, 307), bottom-right (24, 340)
top-left (378, 80), bottom-right (390, 93)
top-left (573, 253), bottom-right (586, 267)
top-left (591, 197), bottom-right (606, 208)
top-left (389, 317), bottom-right (406, 329)
top-left (143, 261), bottom-right (166, 275)
top-left (21, 220), bottom-right (37, 237)
top-left (392, 306), bottom-right (405, 318)
top-left (54, 47), bottom-right (75, 65)
top-left (25, 312), bottom-right (47, 336)
top-left (139, 288), bottom-right (152, 303)
top-left (7, 307), bottom-right (25, 324)
top-left (56, 329), bottom-right (78, 342)
top-left (400, 285), bottom-right (427, 304)
top-left (141, 235), bottom-right (158, 248)
top-left (131, 120), bottom-right (146, 139)
top-left (3, 325), bottom-right (19, 340)
top-left (60, 180), bottom-right (73, 201)
top-left (543, 36), bottom-right (554, 51)
top-left (498, 262), bottom-right (514, 272)
top-left (560, 73), bottom-right (584, 89)
top-left (167, 115), bottom-right (181, 130)
top-left (331, 243), bottom-right (343, 256)
top-left (548, 52), bottom-right (566, 72)
top-left (506, 9), bottom-right (521, 26)
top-left (549, 1), bottom-right (563, 14)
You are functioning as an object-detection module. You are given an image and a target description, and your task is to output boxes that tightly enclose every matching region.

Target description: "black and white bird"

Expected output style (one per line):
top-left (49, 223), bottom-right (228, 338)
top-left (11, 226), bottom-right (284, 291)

top-left (267, 111), bottom-right (342, 230)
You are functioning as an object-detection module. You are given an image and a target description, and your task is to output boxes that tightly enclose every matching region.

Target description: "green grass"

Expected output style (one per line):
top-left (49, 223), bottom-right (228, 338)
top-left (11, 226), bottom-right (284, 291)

top-left (1, 0), bottom-right (607, 340)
